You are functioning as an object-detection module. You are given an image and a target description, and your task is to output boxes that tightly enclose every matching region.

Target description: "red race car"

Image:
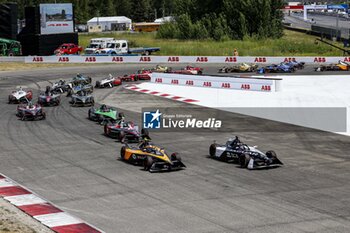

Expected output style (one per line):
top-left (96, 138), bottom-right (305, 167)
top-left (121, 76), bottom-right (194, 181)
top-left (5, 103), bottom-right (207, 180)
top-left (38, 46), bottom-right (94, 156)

top-left (95, 74), bottom-right (122, 88)
top-left (134, 69), bottom-right (152, 80)
top-left (121, 70), bottom-right (152, 82)
top-left (172, 66), bottom-right (203, 75)
top-left (120, 74), bottom-right (137, 82)
top-left (16, 102), bottom-right (46, 121)
top-left (54, 43), bottom-right (83, 55)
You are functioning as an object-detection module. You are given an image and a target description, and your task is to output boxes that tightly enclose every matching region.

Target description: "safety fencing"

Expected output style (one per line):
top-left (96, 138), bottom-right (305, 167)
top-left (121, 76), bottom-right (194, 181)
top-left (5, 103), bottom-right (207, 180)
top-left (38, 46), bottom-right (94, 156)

top-left (151, 73), bottom-right (282, 92)
top-left (22, 55), bottom-right (350, 64)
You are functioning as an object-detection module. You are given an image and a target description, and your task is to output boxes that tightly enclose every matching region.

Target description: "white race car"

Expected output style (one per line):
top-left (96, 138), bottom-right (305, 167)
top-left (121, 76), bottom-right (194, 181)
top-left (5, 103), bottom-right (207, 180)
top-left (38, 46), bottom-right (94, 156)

top-left (8, 87), bottom-right (33, 104)
top-left (95, 74), bottom-right (122, 88)
top-left (209, 136), bottom-right (283, 169)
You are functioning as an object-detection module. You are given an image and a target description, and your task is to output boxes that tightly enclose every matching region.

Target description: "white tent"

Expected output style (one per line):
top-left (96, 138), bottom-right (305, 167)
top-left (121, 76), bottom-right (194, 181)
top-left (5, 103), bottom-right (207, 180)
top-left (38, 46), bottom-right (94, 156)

top-left (154, 16), bottom-right (174, 24)
top-left (87, 16), bottom-right (132, 31)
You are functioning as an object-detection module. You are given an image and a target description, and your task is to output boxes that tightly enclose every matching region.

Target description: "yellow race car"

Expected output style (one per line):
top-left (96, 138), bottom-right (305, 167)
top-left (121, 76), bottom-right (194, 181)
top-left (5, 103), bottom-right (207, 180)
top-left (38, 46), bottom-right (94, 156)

top-left (153, 65), bottom-right (171, 73)
top-left (120, 142), bottom-right (186, 172)
top-left (315, 61), bottom-right (350, 72)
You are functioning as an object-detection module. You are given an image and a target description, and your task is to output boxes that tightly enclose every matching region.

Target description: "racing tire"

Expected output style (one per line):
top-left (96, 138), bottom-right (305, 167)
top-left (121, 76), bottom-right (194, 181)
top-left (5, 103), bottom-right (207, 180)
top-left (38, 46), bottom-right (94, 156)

top-left (209, 144), bottom-right (216, 157)
top-left (88, 108), bottom-right (93, 120)
top-left (119, 130), bottom-right (126, 143)
top-left (141, 128), bottom-right (149, 137)
top-left (171, 153), bottom-right (181, 162)
top-left (103, 124), bottom-right (109, 136)
top-left (120, 146), bottom-right (126, 160)
top-left (66, 89), bottom-right (72, 97)
top-left (144, 156), bottom-right (154, 171)
top-left (8, 96), bottom-right (12, 104)
top-left (87, 77), bottom-right (92, 84)
top-left (95, 81), bottom-right (100, 88)
top-left (42, 112), bottom-right (46, 120)
top-left (266, 150), bottom-right (277, 159)
top-left (239, 154), bottom-right (250, 168)
top-left (118, 112), bottom-right (125, 119)
top-left (198, 70), bottom-right (203, 75)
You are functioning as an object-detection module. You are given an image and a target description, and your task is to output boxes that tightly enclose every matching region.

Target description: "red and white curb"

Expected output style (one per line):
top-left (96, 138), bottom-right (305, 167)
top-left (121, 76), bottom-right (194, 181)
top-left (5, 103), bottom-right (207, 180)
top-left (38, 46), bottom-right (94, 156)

top-left (0, 174), bottom-right (104, 233)
top-left (124, 84), bottom-right (199, 103)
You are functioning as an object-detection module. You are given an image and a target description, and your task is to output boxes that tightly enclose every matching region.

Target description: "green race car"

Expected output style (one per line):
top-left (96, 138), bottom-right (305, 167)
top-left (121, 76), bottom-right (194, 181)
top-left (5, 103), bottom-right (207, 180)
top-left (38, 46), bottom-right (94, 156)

top-left (88, 104), bottom-right (123, 123)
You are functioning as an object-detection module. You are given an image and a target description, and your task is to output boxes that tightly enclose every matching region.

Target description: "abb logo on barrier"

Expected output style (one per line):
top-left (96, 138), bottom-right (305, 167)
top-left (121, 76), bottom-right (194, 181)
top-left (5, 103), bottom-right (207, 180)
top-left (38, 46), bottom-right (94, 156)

top-left (168, 57), bottom-right (180, 62)
top-left (112, 57), bottom-right (124, 62)
top-left (221, 83), bottom-right (231, 88)
top-left (343, 57), bottom-right (350, 62)
top-left (32, 57), bottom-right (43, 62)
top-left (155, 78), bottom-right (163, 83)
top-left (140, 57), bottom-right (151, 62)
top-left (203, 81), bottom-right (212, 87)
top-left (196, 57), bottom-right (208, 62)
top-left (85, 57), bottom-right (96, 62)
top-left (284, 57), bottom-right (296, 62)
top-left (225, 57), bottom-right (237, 62)
top-left (314, 57), bottom-right (326, 63)
top-left (186, 80), bottom-right (194, 85)
top-left (261, 85), bottom-right (271, 91)
top-left (171, 79), bottom-right (179, 84)
top-left (241, 84), bottom-right (250, 90)
top-left (58, 57), bottom-right (69, 62)
top-left (254, 57), bottom-right (267, 63)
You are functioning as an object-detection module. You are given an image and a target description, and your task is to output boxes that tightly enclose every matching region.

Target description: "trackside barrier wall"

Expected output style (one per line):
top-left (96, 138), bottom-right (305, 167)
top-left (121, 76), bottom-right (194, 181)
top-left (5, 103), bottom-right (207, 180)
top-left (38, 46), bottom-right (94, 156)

top-left (151, 73), bottom-right (282, 92)
top-left (23, 56), bottom-right (350, 64)
top-left (0, 57), bottom-right (25, 62)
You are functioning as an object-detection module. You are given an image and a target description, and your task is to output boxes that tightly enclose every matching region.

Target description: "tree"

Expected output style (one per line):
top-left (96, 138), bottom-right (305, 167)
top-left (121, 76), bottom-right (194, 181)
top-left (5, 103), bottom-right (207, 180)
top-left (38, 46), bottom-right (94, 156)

top-left (130, 0), bottom-right (152, 22)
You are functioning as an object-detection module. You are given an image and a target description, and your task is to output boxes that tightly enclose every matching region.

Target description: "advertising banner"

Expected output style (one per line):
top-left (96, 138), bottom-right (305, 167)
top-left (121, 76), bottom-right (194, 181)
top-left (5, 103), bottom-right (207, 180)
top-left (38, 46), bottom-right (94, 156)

top-left (40, 3), bottom-right (74, 35)
top-left (24, 55), bottom-right (348, 64)
top-left (150, 73), bottom-right (281, 92)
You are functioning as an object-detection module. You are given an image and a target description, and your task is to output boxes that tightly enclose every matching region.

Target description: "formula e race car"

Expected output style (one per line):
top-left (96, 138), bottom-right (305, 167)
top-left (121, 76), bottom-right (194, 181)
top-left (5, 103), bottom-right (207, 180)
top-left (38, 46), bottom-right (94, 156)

top-left (315, 61), bottom-right (350, 72)
top-left (16, 102), bottom-right (46, 121)
top-left (120, 141), bottom-right (185, 172)
top-left (8, 87), bottom-right (33, 104)
top-left (37, 87), bottom-right (60, 106)
top-left (104, 120), bottom-right (149, 142)
top-left (219, 63), bottom-right (258, 73)
top-left (66, 84), bottom-right (94, 97)
top-left (153, 65), bottom-right (171, 73)
top-left (88, 104), bottom-right (123, 123)
top-left (284, 60), bottom-right (305, 70)
top-left (130, 69), bottom-right (152, 80)
top-left (172, 66), bottom-right (203, 75)
top-left (95, 74), bottom-right (122, 88)
top-left (69, 91), bottom-right (94, 107)
top-left (70, 73), bottom-right (92, 85)
top-left (51, 80), bottom-right (69, 94)
top-left (120, 74), bottom-right (138, 82)
top-left (209, 137), bottom-right (283, 169)
top-left (257, 63), bottom-right (295, 74)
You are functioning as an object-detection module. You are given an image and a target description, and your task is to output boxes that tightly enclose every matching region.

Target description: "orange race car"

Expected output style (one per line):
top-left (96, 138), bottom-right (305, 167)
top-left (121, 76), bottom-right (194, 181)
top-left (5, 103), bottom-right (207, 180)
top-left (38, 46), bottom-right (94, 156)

top-left (120, 140), bottom-right (186, 172)
top-left (315, 61), bottom-right (350, 72)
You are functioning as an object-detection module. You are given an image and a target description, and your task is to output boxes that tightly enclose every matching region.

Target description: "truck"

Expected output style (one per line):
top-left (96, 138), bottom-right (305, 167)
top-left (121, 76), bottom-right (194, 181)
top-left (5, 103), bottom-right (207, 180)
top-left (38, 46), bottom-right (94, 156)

top-left (84, 38), bottom-right (114, 54)
top-left (97, 40), bottom-right (160, 56)
top-left (0, 38), bottom-right (21, 56)
top-left (54, 43), bottom-right (83, 55)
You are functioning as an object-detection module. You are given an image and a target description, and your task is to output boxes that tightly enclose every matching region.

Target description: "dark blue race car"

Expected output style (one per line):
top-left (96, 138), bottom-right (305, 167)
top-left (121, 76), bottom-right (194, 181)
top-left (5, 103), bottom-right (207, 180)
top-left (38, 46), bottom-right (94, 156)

top-left (283, 61), bottom-right (305, 70)
top-left (257, 63), bottom-right (296, 74)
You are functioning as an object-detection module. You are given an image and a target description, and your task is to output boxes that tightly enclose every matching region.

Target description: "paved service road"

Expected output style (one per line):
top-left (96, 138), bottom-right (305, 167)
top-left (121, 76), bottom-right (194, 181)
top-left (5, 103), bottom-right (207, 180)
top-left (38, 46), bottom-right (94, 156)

top-left (1, 65), bottom-right (350, 233)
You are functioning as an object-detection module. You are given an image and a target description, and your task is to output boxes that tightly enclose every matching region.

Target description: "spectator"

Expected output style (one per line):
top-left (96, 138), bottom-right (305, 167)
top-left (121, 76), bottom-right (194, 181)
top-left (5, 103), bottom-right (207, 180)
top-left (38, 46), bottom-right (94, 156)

top-left (233, 48), bottom-right (239, 56)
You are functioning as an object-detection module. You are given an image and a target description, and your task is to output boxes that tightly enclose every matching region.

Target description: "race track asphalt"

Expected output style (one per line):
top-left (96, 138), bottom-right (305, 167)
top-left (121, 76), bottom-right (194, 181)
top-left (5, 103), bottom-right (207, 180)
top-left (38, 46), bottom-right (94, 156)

top-left (1, 64), bottom-right (350, 233)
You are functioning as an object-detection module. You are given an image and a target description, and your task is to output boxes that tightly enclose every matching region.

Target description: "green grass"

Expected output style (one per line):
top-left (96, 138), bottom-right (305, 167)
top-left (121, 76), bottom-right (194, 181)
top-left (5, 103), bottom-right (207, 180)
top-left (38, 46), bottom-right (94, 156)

top-left (79, 30), bottom-right (346, 56)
